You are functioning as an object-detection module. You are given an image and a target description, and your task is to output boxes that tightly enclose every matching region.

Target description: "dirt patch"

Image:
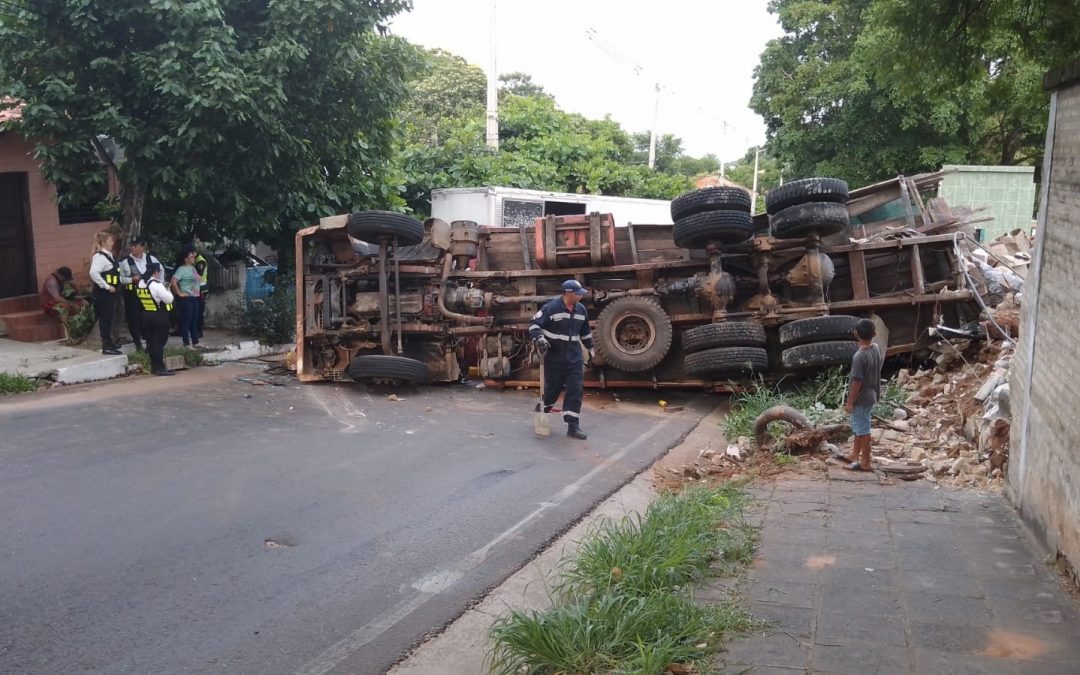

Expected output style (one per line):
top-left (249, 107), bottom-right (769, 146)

top-left (979, 629), bottom-right (1052, 660)
top-left (804, 555), bottom-right (836, 570)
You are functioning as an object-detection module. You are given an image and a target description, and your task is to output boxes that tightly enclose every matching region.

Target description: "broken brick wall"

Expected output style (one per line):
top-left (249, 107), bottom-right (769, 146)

top-left (1009, 62), bottom-right (1080, 585)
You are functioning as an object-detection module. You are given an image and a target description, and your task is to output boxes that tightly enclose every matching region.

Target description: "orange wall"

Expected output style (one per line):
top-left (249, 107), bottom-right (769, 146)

top-left (0, 132), bottom-right (112, 293)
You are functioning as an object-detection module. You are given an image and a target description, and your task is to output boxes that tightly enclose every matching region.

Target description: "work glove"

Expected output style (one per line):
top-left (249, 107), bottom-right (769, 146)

top-left (587, 348), bottom-right (596, 366)
top-left (535, 337), bottom-right (550, 356)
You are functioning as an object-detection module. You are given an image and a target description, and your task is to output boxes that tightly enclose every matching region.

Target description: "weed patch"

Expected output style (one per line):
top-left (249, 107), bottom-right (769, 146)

top-left (724, 367), bottom-right (908, 443)
top-left (128, 346), bottom-right (204, 373)
top-left (487, 484), bottom-right (760, 674)
top-left (0, 372), bottom-right (38, 394)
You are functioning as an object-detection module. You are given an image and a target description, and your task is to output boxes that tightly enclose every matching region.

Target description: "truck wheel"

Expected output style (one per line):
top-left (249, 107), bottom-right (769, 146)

top-left (781, 341), bottom-right (859, 370)
top-left (769, 201), bottom-right (850, 239)
top-left (682, 321), bottom-right (766, 354)
top-left (670, 187), bottom-right (752, 220)
top-left (348, 355), bottom-right (431, 384)
top-left (684, 346), bottom-right (769, 377)
top-left (595, 296), bottom-right (673, 372)
top-left (673, 210), bottom-right (754, 248)
top-left (779, 315), bottom-right (861, 347)
top-left (765, 177), bottom-right (849, 215)
top-left (346, 211), bottom-right (424, 246)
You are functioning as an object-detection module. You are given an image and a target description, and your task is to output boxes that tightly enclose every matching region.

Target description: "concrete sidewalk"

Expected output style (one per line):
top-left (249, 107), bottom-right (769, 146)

top-left (0, 328), bottom-right (289, 385)
top-left (720, 476), bottom-right (1080, 674)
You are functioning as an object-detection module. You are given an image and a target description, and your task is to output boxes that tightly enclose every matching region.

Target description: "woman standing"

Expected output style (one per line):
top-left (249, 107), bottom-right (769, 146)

top-left (170, 248), bottom-right (202, 347)
top-left (136, 262), bottom-right (175, 376)
top-left (88, 231), bottom-right (122, 355)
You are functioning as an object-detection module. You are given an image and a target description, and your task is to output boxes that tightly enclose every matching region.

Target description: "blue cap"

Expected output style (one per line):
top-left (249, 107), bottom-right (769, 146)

top-left (561, 279), bottom-right (587, 296)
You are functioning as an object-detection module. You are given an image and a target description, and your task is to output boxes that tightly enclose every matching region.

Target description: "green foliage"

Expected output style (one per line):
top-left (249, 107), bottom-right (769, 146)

top-left (0, 0), bottom-right (418, 244)
top-left (401, 48), bottom-right (486, 147)
top-left (751, 0), bottom-right (1050, 186)
top-left (724, 147), bottom-right (783, 212)
top-left (55, 301), bottom-right (96, 344)
top-left (487, 485), bottom-right (761, 675)
top-left (128, 345), bottom-right (203, 373)
top-left (499, 71), bottom-right (550, 100)
top-left (237, 278), bottom-right (296, 345)
top-left (0, 373), bottom-right (38, 394)
top-left (724, 366), bottom-right (909, 442)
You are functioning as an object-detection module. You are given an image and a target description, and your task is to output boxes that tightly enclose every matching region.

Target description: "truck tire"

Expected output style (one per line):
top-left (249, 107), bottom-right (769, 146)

top-left (673, 210), bottom-right (754, 248)
top-left (765, 177), bottom-right (849, 215)
top-left (684, 346), bottom-right (769, 377)
top-left (348, 355), bottom-right (431, 383)
top-left (346, 211), bottom-right (424, 246)
top-left (682, 321), bottom-right (766, 354)
top-left (779, 315), bottom-right (861, 347)
top-left (781, 341), bottom-right (859, 370)
top-left (670, 187), bottom-right (752, 220)
top-left (595, 296), bottom-right (673, 372)
top-left (769, 201), bottom-right (850, 239)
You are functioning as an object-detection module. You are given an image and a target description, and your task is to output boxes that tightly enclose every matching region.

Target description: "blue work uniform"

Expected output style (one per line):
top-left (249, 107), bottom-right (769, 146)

top-left (528, 298), bottom-right (594, 425)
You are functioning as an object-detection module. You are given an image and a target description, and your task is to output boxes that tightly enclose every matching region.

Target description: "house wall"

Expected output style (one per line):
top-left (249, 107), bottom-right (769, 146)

top-left (939, 165), bottom-right (1038, 240)
top-left (0, 133), bottom-right (112, 292)
top-left (1009, 63), bottom-right (1080, 583)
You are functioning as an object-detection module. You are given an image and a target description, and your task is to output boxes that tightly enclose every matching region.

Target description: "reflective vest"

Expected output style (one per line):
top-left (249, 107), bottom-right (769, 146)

top-left (194, 253), bottom-right (209, 290)
top-left (95, 251), bottom-right (120, 287)
top-left (123, 254), bottom-right (157, 291)
top-left (136, 281), bottom-right (172, 313)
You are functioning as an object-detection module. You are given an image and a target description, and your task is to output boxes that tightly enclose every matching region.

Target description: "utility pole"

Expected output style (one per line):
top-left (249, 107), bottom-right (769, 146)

top-left (485, 0), bottom-right (499, 150)
top-left (719, 121), bottom-right (729, 178)
top-left (750, 146), bottom-right (762, 207)
top-left (648, 82), bottom-right (660, 170)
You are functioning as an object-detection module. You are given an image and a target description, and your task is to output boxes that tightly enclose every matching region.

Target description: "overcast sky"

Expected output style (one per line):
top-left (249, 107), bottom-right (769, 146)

top-left (389, 0), bottom-right (782, 162)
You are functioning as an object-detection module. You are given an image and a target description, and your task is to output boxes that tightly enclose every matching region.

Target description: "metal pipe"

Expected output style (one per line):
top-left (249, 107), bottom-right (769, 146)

top-left (393, 239), bottom-right (403, 354)
top-left (377, 243), bottom-right (392, 355)
top-left (490, 288), bottom-right (656, 306)
top-left (437, 255), bottom-right (492, 326)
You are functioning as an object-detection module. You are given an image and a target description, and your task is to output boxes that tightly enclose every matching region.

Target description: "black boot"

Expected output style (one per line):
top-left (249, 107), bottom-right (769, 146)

top-left (567, 423), bottom-right (587, 440)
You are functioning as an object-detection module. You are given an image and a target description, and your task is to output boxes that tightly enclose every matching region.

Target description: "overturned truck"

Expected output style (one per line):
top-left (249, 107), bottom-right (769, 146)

top-left (295, 175), bottom-right (984, 389)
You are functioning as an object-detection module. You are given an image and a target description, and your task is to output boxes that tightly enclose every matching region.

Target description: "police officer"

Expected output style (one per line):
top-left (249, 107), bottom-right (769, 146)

top-left (118, 236), bottom-right (161, 352)
top-left (529, 279), bottom-right (595, 439)
top-left (193, 243), bottom-right (210, 340)
top-left (136, 262), bottom-right (176, 376)
top-left (88, 231), bottom-right (122, 355)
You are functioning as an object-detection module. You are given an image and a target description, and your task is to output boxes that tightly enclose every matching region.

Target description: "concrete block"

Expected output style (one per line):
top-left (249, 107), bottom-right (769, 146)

top-left (200, 341), bottom-right (289, 364)
top-left (52, 354), bottom-right (128, 384)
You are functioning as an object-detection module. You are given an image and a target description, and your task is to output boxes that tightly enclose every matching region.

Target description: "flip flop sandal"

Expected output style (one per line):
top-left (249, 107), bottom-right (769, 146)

top-left (845, 462), bottom-right (869, 472)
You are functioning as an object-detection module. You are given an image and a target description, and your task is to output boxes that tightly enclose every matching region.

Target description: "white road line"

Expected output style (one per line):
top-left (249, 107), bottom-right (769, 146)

top-left (296, 410), bottom-right (686, 675)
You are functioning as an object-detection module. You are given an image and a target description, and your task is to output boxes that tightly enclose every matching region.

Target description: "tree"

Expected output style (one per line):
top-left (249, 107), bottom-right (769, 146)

top-left (751, 0), bottom-right (1049, 186)
top-left (0, 0), bottom-right (416, 248)
top-left (402, 48), bottom-right (486, 146)
top-left (499, 72), bottom-right (550, 100)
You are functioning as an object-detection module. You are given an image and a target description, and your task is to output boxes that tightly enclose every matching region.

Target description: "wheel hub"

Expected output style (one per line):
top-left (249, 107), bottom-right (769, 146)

top-left (611, 312), bottom-right (656, 355)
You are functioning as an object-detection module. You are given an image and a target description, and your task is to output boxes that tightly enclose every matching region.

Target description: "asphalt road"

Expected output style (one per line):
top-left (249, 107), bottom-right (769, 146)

top-left (0, 364), bottom-right (712, 674)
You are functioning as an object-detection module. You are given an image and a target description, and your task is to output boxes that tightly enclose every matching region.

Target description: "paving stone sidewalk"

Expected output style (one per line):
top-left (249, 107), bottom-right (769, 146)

top-left (716, 475), bottom-right (1080, 674)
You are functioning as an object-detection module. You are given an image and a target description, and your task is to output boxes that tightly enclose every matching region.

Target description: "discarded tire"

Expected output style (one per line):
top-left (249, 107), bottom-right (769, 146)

top-left (779, 315), bottom-right (861, 347)
top-left (670, 187), bottom-right (752, 220)
top-left (348, 355), bottom-right (431, 383)
top-left (594, 296), bottom-right (673, 372)
top-left (781, 341), bottom-right (859, 370)
top-left (672, 210), bottom-right (754, 248)
top-left (770, 201), bottom-right (850, 239)
top-left (346, 211), bottom-right (424, 246)
top-left (682, 321), bottom-right (767, 354)
top-left (684, 346), bottom-right (769, 378)
top-left (765, 177), bottom-right (849, 215)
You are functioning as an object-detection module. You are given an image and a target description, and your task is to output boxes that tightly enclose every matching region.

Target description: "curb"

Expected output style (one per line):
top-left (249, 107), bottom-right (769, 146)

top-left (198, 341), bottom-right (290, 365)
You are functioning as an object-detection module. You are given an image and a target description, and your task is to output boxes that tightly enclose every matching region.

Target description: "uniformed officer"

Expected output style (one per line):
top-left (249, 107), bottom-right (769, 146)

top-left (529, 279), bottom-right (595, 440)
top-left (118, 236), bottom-right (161, 352)
top-left (136, 262), bottom-right (176, 376)
top-left (88, 231), bottom-right (122, 355)
top-left (193, 243), bottom-right (210, 340)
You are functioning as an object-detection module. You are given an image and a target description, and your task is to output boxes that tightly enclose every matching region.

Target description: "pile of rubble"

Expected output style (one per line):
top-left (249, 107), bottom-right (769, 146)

top-left (872, 338), bottom-right (1013, 488)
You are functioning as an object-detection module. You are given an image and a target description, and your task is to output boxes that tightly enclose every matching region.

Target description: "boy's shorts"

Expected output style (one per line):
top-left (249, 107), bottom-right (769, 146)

top-left (851, 404), bottom-right (873, 437)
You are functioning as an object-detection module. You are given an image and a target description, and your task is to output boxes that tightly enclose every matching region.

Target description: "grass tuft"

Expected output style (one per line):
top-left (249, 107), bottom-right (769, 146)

top-left (487, 484), bottom-right (761, 675)
top-left (0, 372), bottom-right (38, 394)
top-left (127, 345), bottom-right (204, 373)
top-left (724, 367), bottom-right (909, 442)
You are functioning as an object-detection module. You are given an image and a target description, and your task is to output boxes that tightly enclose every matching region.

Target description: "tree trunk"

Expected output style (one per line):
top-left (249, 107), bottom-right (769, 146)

top-left (119, 181), bottom-right (145, 244)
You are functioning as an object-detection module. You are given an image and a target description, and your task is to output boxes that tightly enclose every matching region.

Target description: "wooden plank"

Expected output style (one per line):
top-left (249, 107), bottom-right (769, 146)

top-left (909, 244), bottom-right (925, 295)
top-left (849, 250), bottom-right (870, 301)
top-left (627, 223), bottom-right (640, 263)
top-left (828, 289), bottom-right (972, 311)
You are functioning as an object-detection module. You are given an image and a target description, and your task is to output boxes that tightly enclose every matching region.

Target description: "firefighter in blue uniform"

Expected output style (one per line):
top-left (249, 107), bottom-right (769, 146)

top-left (529, 279), bottom-right (595, 439)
